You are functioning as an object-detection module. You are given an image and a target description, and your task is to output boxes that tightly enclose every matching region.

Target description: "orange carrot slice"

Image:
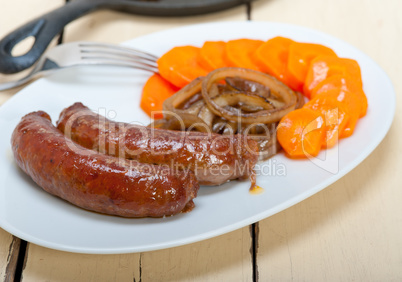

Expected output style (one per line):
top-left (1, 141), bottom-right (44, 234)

top-left (304, 95), bottom-right (350, 148)
top-left (311, 74), bottom-right (367, 117)
top-left (140, 73), bottom-right (180, 119)
top-left (277, 108), bottom-right (324, 158)
top-left (252, 36), bottom-right (299, 90)
top-left (317, 88), bottom-right (361, 138)
top-left (287, 42), bottom-right (337, 92)
top-left (304, 55), bottom-right (363, 98)
top-left (198, 41), bottom-right (227, 71)
top-left (157, 46), bottom-right (208, 88)
top-left (224, 39), bottom-right (264, 71)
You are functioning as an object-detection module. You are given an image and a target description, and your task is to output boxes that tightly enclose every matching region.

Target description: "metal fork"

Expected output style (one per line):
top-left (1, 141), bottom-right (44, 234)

top-left (0, 41), bottom-right (159, 91)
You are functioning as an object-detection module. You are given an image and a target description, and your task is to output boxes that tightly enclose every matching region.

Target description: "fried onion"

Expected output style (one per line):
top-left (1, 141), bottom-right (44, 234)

top-left (153, 67), bottom-right (300, 161)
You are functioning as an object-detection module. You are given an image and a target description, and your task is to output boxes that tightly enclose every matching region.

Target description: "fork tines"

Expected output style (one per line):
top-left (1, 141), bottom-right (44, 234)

top-left (78, 42), bottom-right (159, 73)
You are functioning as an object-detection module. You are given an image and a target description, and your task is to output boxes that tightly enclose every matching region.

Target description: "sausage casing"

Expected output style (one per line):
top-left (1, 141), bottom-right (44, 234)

top-left (57, 103), bottom-right (259, 186)
top-left (11, 111), bottom-right (198, 217)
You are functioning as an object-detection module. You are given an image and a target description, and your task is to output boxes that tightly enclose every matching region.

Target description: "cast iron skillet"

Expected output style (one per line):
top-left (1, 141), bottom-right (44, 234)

top-left (0, 0), bottom-right (251, 74)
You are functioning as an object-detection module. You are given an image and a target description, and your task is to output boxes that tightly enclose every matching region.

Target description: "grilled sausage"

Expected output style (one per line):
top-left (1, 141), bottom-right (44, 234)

top-left (56, 102), bottom-right (259, 186)
top-left (11, 111), bottom-right (198, 217)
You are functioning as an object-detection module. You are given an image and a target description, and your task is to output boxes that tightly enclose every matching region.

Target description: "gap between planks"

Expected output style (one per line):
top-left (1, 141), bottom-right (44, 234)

top-left (250, 223), bottom-right (260, 282)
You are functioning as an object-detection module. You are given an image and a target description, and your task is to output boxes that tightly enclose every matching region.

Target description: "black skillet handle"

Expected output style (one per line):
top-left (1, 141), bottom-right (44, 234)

top-left (0, 0), bottom-right (104, 74)
top-left (0, 0), bottom-right (251, 74)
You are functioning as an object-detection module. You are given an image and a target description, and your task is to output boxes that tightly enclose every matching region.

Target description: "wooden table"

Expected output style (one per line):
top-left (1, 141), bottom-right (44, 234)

top-left (1, 0), bottom-right (401, 281)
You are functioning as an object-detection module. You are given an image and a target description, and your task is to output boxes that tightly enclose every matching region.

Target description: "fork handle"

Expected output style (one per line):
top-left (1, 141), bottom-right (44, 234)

top-left (0, 0), bottom-right (103, 74)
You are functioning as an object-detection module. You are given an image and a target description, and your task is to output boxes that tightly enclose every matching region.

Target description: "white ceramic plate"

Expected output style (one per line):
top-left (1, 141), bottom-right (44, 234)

top-left (0, 21), bottom-right (395, 254)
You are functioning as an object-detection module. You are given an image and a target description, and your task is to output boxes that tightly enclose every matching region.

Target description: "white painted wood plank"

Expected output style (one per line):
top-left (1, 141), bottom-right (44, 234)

top-left (21, 244), bottom-right (141, 282)
top-left (63, 6), bottom-right (248, 43)
top-left (252, 0), bottom-right (402, 280)
top-left (0, 232), bottom-right (20, 282)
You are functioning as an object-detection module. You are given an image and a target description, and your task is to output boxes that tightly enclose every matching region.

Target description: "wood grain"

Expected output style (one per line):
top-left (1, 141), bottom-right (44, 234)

top-left (21, 244), bottom-right (141, 282)
top-left (252, 0), bottom-right (402, 280)
top-left (20, 227), bottom-right (252, 282)
top-left (139, 227), bottom-right (253, 282)
top-left (63, 6), bottom-right (248, 43)
top-left (0, 233), bottom-right (21, 282)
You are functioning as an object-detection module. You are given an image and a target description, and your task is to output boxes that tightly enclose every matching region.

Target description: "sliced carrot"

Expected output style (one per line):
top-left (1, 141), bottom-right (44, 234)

top-left (304, 95), bottom-right (350, 148)
top-left (311, 74), bottom-right (368, 117)
top-left (157, 46), bottom-right (208, 88)
top-left (140, 73), bottom-right (180, 119)
top-left (252, 36), bottom-right (300, 90)
top-left (303, 55), bottom-right (363, 98)
top-left (317, 88), bottom-right (361, 138)
top-left (198, 41), bottom-right (227, 71)
top-left (224, 39), bottom-right (264, 71)
top-left (287, 43), bottom-right (337, 92)
top-left (277, 108), bottom-right (324, 158)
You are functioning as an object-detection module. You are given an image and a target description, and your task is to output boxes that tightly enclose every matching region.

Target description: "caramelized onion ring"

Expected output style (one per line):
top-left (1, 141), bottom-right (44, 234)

top-left (163, 77), bottom-right (203, 113)
top-left (162, 77), bottom-right (211, 131)
top-left (213, 92), bottom-right (274, 110)
top-left (240, 123), bottom-right (279, 161)
top-left (158, 67), bottom-right (302, 162)
top-left (201, 67), bottom-right (298, 124)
